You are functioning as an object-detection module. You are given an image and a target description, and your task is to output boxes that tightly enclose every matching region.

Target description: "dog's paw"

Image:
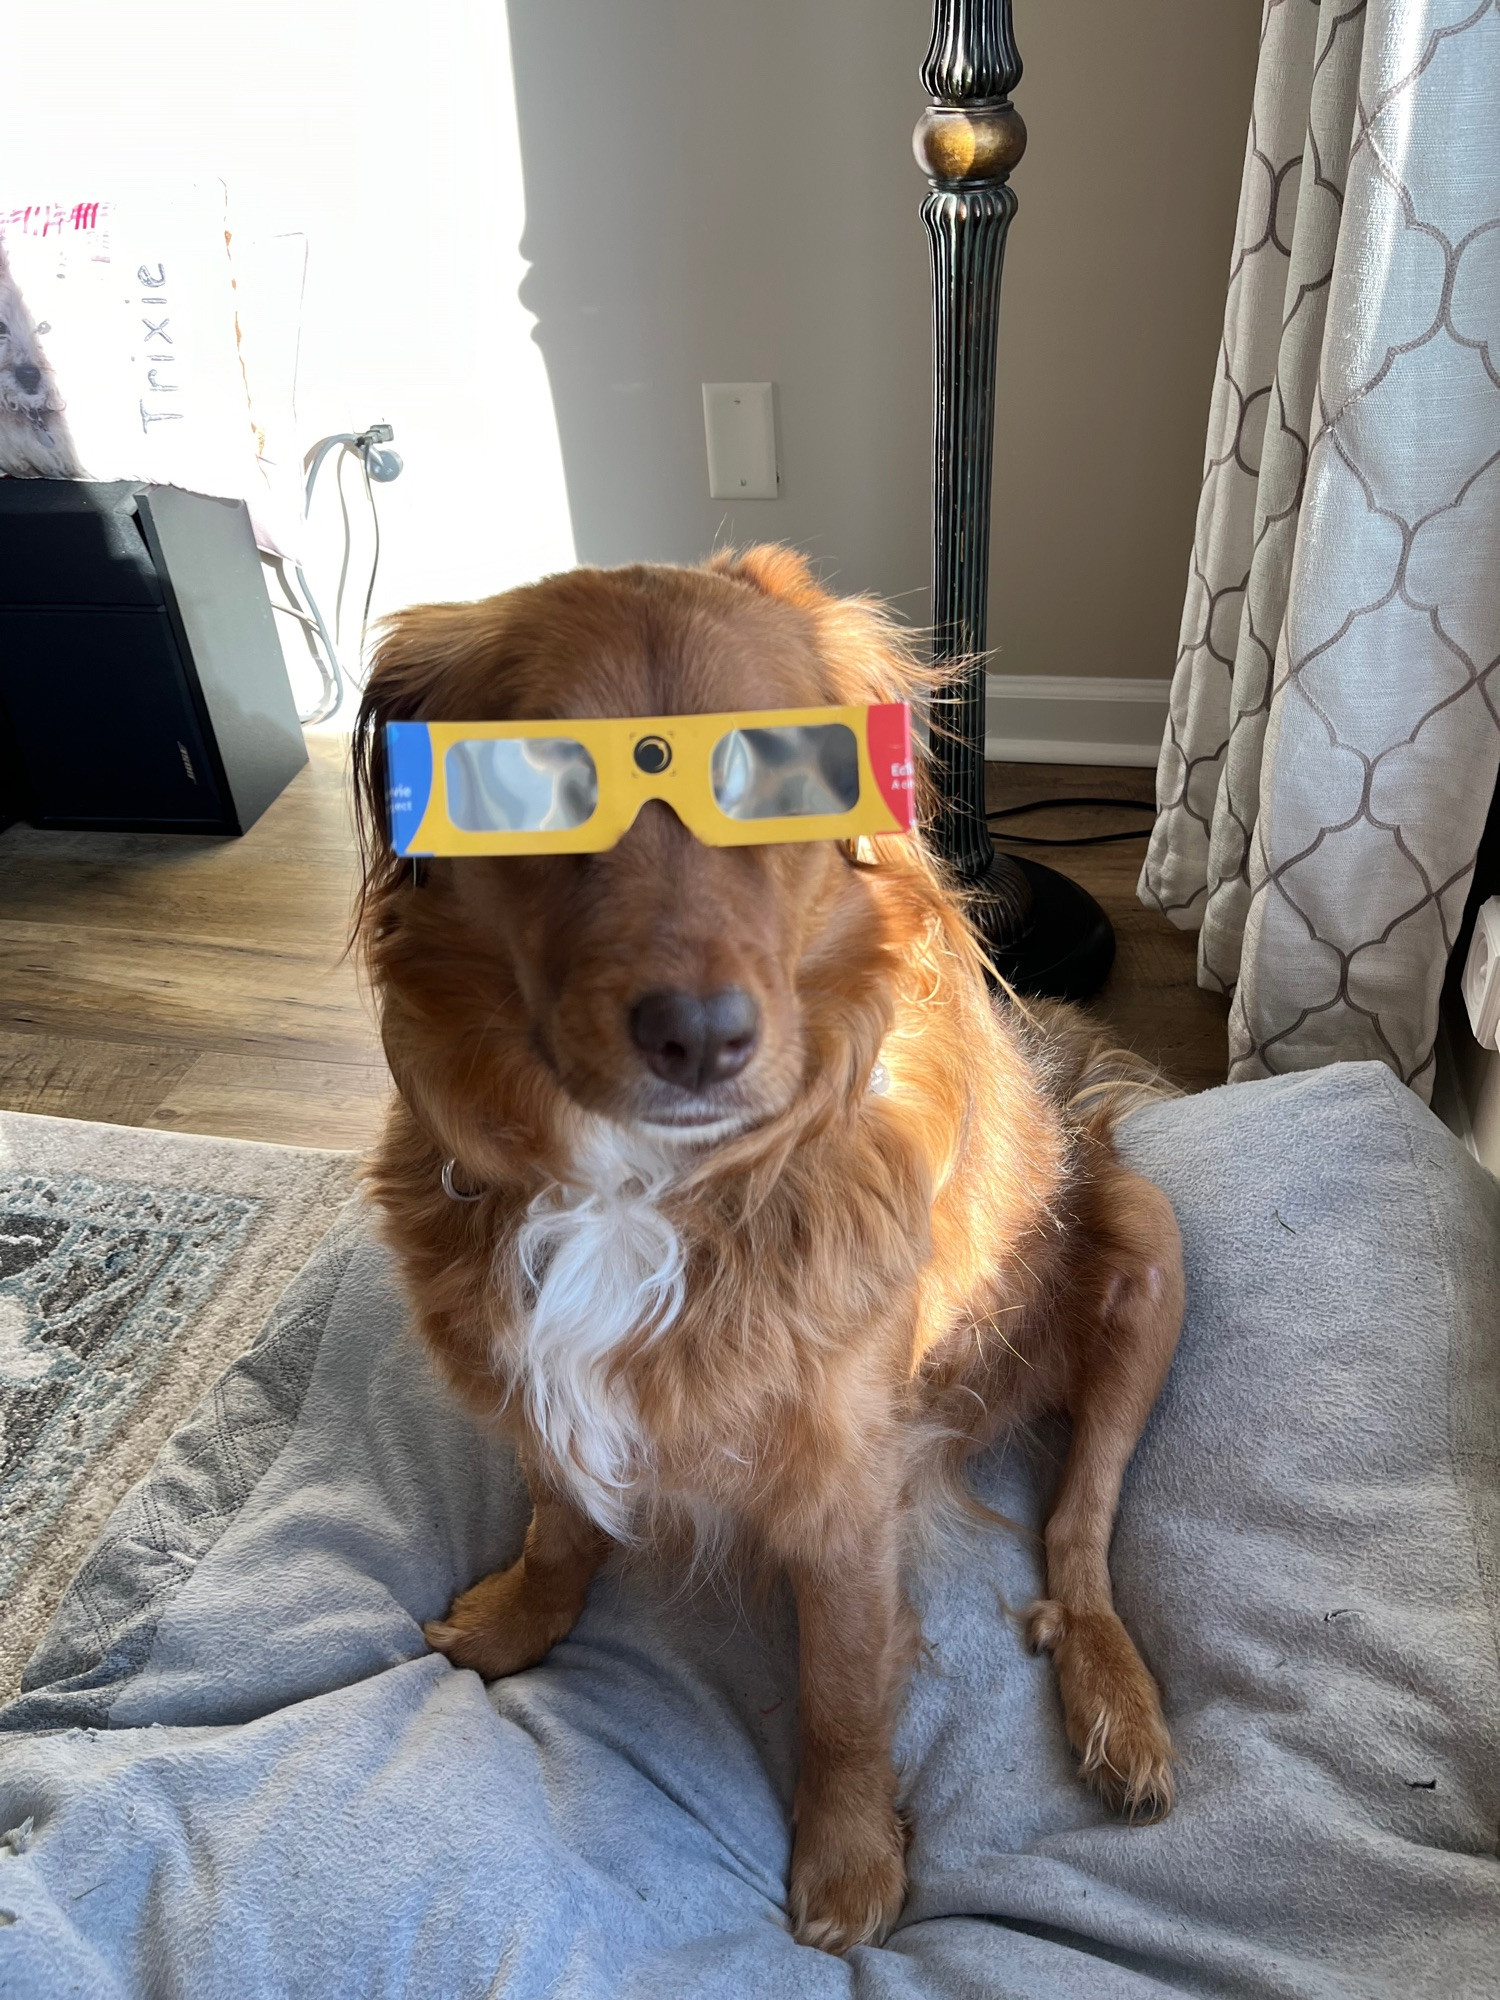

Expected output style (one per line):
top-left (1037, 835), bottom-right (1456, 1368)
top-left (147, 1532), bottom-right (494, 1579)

top-left (424, 1562), bottom-right (576, 1679)
top-left (789, 1798), bottom-right (906, 1955)
top-left (1026, 1598), bottom-right (1175, 1823)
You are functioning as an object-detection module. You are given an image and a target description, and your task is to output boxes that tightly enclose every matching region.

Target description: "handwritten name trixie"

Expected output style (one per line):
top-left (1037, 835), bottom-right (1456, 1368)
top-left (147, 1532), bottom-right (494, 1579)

top-left (135, 262), bottom-right (183, 433)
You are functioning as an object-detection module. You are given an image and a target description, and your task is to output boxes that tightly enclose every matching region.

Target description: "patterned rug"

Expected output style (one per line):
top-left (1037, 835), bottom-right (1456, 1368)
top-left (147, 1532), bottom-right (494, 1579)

top-left (0, 1113), bottom-right (358, 1695)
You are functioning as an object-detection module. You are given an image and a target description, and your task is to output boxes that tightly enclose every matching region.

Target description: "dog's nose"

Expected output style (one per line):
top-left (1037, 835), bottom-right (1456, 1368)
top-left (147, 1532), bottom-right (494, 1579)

top-left (629, 987), bottom-right (759, 1091)
top-left (12, 363), bottom-right (42, 394)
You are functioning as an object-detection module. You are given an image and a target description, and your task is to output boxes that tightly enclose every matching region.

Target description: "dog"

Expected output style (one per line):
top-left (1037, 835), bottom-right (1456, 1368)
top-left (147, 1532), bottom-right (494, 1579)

top-left (351, 546), bottom-right (1184, 1954)
top-left (0, 239), bottom-right (79, 478)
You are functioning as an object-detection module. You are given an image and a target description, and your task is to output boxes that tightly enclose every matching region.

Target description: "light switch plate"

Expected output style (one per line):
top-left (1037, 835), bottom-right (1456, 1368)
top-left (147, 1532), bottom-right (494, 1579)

top-left (703, 382), bottom-right (778, 500)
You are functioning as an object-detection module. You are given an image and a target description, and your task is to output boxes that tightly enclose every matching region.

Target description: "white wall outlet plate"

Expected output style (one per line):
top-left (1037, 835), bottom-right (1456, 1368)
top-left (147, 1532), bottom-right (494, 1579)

top-left (702, 383), bottom-right (778, 500)
top-left (1462, 895), bottom-right (1500, 1050)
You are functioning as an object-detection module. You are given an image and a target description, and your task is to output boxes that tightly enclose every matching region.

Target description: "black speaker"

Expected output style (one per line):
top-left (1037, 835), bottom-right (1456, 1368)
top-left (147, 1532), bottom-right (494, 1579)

top-left (0, 479), bottom-right (308, 833)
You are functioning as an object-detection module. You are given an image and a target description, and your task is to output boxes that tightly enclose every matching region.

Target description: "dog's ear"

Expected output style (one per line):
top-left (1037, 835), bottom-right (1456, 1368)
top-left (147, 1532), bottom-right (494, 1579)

top-left (348, 600), bottom-right (513, 954)
top-left (710, 544), bottom-right (932, 710)
top-left (709, 546), bottom-right (945, 857)
top-left (350, 610), bottom-right (436, 952)
top-left (709, 543), bottom-right (828, 611)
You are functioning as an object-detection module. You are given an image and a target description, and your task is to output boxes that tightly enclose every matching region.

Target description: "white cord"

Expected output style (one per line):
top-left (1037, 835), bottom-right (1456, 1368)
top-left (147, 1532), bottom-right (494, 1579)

top-left (263, 553), bottom-right (339, 724)
top-left (283, 426), bottom-right (397, 725)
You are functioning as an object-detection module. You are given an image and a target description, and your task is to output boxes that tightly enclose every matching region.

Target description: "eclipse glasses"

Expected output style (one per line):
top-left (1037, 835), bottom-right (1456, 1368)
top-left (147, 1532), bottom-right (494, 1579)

top-left (385, 703), bottom-right (915, 857)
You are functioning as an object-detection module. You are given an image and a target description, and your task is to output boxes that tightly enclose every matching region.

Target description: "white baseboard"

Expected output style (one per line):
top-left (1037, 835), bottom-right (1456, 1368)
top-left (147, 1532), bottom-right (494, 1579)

top-left (985, 735), bottom-right (1163, 768)
top-left (985, 673), bottom-right (1169, 768)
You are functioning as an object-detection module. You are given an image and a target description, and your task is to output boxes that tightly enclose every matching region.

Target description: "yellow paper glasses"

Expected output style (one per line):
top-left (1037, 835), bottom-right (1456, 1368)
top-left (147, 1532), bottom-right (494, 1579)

top-left (385, 703), bottom-right (915, 856)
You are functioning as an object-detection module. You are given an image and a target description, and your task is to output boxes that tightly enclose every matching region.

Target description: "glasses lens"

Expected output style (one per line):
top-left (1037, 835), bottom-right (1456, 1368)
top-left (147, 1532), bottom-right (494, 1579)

top-left (709, 723), bottom-right (860, 820)
top-left (445, 737), bottom-right (599, 833)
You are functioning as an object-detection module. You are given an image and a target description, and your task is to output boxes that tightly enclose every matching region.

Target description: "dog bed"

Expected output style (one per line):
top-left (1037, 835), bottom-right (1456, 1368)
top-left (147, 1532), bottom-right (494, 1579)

top-left (1, 1062), bottom-right (1496, 1999)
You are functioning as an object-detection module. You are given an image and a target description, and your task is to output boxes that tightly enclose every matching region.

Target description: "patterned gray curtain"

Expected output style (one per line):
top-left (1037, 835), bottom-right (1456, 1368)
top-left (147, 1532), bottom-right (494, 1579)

top-left (1139, 0), bottom-right (1500, 1100)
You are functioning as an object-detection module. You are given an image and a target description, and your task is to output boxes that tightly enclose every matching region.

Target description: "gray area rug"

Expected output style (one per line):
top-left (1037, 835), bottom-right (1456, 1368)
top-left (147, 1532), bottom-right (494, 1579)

top-left (0, 1112), bottom-right (357, 1695)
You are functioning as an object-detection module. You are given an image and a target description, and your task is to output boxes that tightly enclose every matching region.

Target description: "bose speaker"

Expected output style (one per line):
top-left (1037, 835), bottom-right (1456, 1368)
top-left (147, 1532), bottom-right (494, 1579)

top-left (0, 479), bottom-right (307, 834)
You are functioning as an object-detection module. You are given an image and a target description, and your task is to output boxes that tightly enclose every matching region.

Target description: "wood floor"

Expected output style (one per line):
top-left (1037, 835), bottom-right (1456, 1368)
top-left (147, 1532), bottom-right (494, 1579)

top-left (0, 735), bottom-right (387, 1149)
top-left (985, 760), bottom-right (1228, 1095)
top-left (0, 739), bottom-right (1226, 1149)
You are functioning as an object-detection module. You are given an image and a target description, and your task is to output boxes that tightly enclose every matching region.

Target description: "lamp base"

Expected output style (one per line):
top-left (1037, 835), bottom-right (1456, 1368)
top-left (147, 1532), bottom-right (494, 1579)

top-left (968, 852), bottom-right (1116, 1003)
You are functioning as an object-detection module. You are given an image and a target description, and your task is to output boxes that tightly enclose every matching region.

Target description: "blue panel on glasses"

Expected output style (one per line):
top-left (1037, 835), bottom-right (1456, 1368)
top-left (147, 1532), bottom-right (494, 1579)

top-left (385, 722), bottom-right (434, 856)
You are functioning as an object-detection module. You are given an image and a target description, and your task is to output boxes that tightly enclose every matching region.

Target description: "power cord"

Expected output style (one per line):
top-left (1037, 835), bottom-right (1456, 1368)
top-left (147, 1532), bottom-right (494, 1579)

top-left (356, 447), bottom-right (382, 673)
top-left (986, 795), bottom-right (1156, 847)
top-left (262, 553), bottom-right (338, 720)
top-left (275, 423), bottom-right (402, 725)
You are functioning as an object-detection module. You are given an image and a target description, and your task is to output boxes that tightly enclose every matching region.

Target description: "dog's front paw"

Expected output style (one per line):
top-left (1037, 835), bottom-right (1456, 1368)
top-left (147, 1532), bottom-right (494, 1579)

top-left (424, 1561), bottom-right (576, 1679)
top-left (1026, 1598), bottom-right (1174, 1822)
top-left (789, 1797), bottom-right (906, 1955)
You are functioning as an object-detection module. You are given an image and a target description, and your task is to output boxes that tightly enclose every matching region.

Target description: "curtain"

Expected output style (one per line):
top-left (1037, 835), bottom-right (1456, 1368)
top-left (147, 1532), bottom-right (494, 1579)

top-left (1139, 0), bottom-right (1500, 1100)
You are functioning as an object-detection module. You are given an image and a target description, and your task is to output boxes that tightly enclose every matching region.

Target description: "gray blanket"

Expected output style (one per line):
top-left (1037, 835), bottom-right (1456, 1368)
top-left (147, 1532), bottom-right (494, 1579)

top-left (1, 1063), bottom-right (1497, 1999)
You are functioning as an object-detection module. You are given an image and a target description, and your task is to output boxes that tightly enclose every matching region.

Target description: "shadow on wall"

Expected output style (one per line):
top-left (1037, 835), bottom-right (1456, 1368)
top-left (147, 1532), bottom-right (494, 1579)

top-left (503, 0), bottom-right (933, 614)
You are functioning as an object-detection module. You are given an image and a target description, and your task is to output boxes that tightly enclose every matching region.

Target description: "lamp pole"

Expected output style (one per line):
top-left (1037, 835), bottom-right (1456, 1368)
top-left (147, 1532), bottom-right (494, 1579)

top-left (914, 1), bottom-right (1027, 924)
top-left (913, 3), bottom-right (1115, 997)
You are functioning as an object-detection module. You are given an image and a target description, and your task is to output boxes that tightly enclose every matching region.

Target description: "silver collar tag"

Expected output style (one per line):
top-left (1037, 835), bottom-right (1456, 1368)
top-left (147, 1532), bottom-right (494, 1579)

top-left (441, 1158), bottom-right (485, 1202)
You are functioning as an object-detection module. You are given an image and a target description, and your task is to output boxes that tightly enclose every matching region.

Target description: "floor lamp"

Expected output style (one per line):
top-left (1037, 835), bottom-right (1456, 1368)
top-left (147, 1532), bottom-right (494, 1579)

top-left (915, 0), bottom-right (1115, 1000)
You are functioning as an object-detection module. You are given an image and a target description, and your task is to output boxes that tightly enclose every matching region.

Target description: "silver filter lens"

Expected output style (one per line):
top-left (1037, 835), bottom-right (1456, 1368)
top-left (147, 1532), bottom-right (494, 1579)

top-left (445, 737), bottom-right (599, 833)
top-left (710, 722), bottom-right (860, 820)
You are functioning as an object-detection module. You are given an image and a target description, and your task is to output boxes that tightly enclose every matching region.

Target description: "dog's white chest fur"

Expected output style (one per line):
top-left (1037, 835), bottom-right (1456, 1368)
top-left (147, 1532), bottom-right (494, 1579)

top-left (501, 1119), bottom-right (685, 1535)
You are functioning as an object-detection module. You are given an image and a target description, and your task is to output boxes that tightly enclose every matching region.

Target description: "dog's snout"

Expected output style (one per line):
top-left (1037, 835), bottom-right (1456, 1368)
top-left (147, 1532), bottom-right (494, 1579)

top-left (629, 987), bottom-right (760, 1091)
top-left (12, 362), bottom-right (42, 395)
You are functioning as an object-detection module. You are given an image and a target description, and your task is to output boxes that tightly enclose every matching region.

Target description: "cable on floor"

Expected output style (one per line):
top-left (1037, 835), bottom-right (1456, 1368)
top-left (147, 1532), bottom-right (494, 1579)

top-left (985, 795), bottom-right (1156, 848)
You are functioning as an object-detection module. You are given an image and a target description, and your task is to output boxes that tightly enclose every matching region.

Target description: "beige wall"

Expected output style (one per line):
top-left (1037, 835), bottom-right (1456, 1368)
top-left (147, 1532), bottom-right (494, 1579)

top-left (989, 0), bottom-right (1263, 682)
top-left (503, 0), bottom-right (932, 609)
top-left (508, 0), bottom-right (1261, 684)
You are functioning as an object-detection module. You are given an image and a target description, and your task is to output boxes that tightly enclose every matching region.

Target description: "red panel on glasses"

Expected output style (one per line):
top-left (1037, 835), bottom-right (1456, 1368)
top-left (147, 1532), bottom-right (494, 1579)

top-left (865, 702), bottom-right (915, 830)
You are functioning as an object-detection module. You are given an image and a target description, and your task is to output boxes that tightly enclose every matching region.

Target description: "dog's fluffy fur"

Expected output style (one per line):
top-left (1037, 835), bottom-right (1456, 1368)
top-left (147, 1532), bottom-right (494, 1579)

top-left (352, 548), bottom-right (1184, 1954)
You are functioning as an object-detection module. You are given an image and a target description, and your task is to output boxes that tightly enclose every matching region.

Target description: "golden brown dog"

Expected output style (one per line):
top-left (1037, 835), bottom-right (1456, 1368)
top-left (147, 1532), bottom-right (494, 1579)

top-left (351, 546), bottom-right (1183, 1954)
